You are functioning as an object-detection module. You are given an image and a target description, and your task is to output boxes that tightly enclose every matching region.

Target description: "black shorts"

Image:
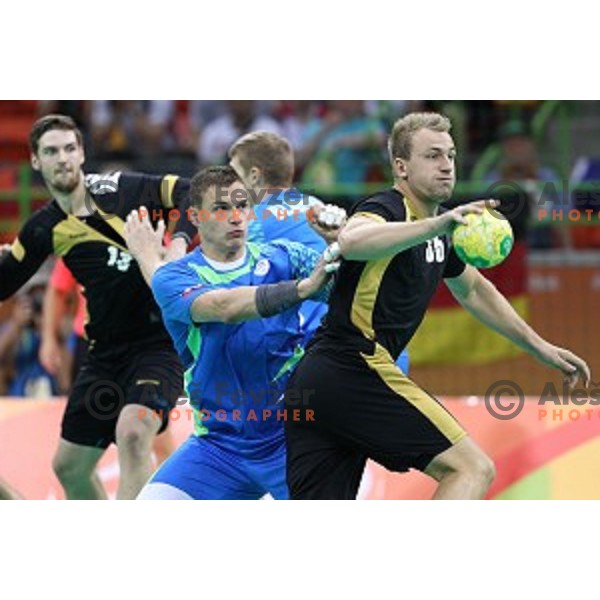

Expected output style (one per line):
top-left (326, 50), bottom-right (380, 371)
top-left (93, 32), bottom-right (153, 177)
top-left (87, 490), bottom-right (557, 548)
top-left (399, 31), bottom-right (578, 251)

top-left (61, 336), bottom-right (184, 449)
top-left (284, 343), bottom-right (467, 499)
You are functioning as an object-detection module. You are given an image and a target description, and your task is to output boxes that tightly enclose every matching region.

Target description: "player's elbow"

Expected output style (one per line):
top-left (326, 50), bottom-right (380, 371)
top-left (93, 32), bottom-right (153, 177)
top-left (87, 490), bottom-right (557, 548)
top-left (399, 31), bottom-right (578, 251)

top-left (338, 228), bottom-right (360, 260)
top-left (207, 293), bottom-right (243, 324)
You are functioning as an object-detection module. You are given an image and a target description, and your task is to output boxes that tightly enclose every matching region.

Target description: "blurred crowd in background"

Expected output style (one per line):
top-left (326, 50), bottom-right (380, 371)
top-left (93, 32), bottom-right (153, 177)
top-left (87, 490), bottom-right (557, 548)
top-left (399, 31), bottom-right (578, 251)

top-left (1, 99), bottom-right (600, 398)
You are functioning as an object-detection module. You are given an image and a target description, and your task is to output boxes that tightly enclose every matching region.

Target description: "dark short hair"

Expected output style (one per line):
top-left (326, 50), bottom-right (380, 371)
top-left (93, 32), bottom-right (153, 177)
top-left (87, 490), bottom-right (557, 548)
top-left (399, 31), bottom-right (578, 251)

top-left (29, 114), bottom-right (83, 154)
top-left (190, 165), bottom-right (241, 208)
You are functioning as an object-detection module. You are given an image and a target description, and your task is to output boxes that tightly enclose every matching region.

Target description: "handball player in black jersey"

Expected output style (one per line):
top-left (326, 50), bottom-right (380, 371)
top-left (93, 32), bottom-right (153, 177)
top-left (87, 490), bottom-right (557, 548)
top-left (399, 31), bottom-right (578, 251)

top-left (284, 112), bottom-right (591, 499)
top-left (0, 115), bottom-right (193, 499)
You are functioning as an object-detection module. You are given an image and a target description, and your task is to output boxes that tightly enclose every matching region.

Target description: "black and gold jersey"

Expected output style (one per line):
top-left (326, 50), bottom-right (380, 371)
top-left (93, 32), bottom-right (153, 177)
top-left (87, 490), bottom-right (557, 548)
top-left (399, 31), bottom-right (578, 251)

top-left (0, 172), bottom-right (189, 344)
top-left (314, 188), bottom-right (466, 361)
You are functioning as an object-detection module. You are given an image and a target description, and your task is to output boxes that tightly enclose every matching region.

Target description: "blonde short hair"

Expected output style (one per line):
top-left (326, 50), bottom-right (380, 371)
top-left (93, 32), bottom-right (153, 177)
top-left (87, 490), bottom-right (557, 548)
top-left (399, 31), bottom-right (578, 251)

top-left (228, 131), bottom-right (294, 188)
top-left (387, 112), bottom-right (452, 163)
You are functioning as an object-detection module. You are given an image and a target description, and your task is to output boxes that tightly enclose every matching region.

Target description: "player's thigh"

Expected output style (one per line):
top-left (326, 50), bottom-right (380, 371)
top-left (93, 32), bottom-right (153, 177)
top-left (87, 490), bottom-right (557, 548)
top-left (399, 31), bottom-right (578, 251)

top-left (61, 362), bottom-right (119, 449)
top-left (122, 343), bottom-right (184, 435)
top-left (285, 416), bottom-right (366, 500)
top-left (145, 435), bottom-right (264, 500)
top-left (53, 438), bottom-right (105, 477)
top-left (248, 437), bottom-right (289, 500)
top-left (284, 353), bottom-right (368, 499)
top-left (295, 346), bottom-right (467, 475)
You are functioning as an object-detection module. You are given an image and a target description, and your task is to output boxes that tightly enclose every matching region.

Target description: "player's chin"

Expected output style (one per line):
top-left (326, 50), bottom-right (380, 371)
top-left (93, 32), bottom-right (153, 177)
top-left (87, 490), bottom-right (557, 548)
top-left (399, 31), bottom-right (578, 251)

top-left (52, 173), bottom-right (80, 194)
top-left (432, 184), bottom-right (454, 202)
top-left (226, 239), bottom-right (245, 252)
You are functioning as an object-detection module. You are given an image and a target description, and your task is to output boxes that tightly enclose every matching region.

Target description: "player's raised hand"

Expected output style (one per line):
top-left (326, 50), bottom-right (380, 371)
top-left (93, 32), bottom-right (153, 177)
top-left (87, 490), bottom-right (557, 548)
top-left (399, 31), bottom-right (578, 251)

top-left (124, 207), bottom-right (166, 261)
top-left (307, 203), bottom-right (347, 243)
top-left (440, 200), bottom-right (500, 230)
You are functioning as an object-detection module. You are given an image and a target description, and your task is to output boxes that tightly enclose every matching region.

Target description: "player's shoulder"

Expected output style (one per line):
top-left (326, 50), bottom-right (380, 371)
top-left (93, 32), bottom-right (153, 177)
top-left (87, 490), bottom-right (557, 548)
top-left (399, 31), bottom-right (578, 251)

top-left (85, 171), bottom-right (123, 196)
top-left (258, 238), bottom-right (308, 259)
top-left (18, 200), bottom-right (63, 240)
top-left (350, 188), bottom-right (406, 222)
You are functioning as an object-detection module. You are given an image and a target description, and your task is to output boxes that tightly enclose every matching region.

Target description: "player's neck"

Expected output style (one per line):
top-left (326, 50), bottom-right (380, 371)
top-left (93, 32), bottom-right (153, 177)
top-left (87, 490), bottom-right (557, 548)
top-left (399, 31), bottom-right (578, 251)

top-left (395, 182), bottom-right (439, 219)
top-left (201, 243), bottom-right (246, 264)
top-left (51, 176), bottom-right (90, 217)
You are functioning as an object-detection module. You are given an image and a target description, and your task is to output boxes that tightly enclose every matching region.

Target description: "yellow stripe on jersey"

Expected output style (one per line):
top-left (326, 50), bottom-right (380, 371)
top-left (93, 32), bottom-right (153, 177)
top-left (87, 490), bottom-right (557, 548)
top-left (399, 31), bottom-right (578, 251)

top-left (11, 239), bottom-right (25, 262)
top-left (361, 343), bottom-right (466, 444)
top-left (53, 216), bottom-right (128, 256)
top-left (160, 175), bottom-right (179, 209)
top-left (350, 256), bottom-right (394, 339)
top-left (351, 211), bottom-right (387, 224)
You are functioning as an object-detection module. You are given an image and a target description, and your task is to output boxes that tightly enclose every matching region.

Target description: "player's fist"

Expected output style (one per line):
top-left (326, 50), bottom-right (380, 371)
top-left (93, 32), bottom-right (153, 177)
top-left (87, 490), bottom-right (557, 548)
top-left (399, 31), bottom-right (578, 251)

top-left (308, 203), bottom-right (347, 243)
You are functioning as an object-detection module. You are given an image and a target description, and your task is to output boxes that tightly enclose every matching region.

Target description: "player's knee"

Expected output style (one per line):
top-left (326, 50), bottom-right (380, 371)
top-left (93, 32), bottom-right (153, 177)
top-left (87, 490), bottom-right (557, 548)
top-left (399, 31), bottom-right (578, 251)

top-left (428, 444), bottom-right (495, 486)
top-left (52, 453), bottom-right (92, 484)
top-left (116, 423), bottom-right (153, 459)
top-left (467, 452), bottom-right (496, 487)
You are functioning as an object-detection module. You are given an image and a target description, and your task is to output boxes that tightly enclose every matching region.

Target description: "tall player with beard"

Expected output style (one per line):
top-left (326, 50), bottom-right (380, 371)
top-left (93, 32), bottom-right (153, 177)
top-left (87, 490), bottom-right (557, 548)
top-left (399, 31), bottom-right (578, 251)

top-left (0, 115), bottom-right (191, 499)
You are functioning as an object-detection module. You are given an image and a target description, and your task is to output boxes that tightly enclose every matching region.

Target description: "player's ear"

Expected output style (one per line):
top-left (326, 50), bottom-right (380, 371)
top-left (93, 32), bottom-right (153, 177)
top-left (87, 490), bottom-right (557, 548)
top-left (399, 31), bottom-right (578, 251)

top-left (188, 207), bottom-right (202, 227)
top-left (31, 152), bottom-right (40, 171)
top-left (249, 166), bottom-right (262, 186)
top-left (393, 157), bottom-right (408, 180)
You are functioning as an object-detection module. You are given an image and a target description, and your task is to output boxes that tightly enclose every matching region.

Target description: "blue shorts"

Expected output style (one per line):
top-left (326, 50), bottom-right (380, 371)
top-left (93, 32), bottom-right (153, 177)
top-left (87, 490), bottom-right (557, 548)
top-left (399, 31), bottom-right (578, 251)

top-left (145, 434), bottom-right (289, 500)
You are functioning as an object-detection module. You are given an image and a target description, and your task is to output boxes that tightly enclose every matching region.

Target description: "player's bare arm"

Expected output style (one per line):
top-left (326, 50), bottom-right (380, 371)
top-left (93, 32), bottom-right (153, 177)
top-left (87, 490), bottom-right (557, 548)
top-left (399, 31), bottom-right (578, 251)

top-left (338, 200), bottom-right (493, 261)
top-left (445, 265), bottom-right (591, 389)
top-left (189, 250), bottom-right (340, 325)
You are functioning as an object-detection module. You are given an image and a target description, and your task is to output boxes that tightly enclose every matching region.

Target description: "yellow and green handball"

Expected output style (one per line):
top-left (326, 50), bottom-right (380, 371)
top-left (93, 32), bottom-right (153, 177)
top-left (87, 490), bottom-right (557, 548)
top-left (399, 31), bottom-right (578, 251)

top-left (452, 209), bottom-right (514, 269)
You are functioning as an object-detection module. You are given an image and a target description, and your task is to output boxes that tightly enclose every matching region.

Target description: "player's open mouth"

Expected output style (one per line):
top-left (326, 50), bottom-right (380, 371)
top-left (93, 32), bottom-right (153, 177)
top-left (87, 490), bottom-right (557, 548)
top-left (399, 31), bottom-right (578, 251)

top-left (228, 230), bottom-right (244, 238)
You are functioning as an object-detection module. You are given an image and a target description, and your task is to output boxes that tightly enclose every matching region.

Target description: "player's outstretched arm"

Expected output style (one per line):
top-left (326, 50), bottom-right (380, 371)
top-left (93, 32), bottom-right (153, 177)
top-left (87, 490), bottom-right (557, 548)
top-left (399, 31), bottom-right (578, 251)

top-left (446, 265), bottom-right (591, 389)
top-left (190, 249), bottom-right (340, 325)
top-left (0, 216), bottom-right (54, 303)
top-left (123, 208), bottom-right (167, 286)
top-left (338, 200), bottom-right (493, 261)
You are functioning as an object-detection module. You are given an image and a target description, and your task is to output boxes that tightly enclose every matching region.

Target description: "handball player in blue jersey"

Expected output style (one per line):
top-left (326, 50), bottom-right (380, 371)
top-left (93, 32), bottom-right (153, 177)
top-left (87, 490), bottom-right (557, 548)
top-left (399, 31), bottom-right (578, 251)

top-left (228, 131), bottom-right (410, 372)
top-left (124, 166), bottom-right (339, 500)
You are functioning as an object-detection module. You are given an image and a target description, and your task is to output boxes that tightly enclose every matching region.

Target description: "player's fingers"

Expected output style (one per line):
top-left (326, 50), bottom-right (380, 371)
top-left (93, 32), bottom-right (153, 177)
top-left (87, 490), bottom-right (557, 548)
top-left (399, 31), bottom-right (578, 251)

top-left (323, 242), bottom-right (341, 262)
top-left (156, 219), bottom-right (166, 241)
top-left (463, 204), bottom-right (484, 215)
top-left (126, 209), bottom-right (139, 226)
top-left (565, 354), bottom-right (591, 387)
top-left (319, 206), bottom-right (347, 229)
top-left (139, 206), bottom-right (153, 229)
top-left (324, 261), bottom-right (340, 274)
